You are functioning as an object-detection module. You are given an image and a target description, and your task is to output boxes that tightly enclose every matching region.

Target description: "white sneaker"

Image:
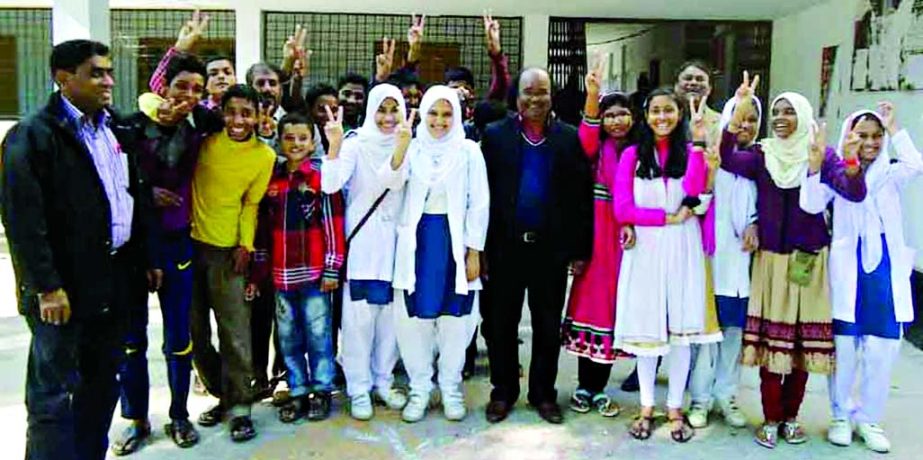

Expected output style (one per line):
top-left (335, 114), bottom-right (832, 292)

top-left (402, 391), bottom-right (429, 423)
top-left (857, 423), bottom-right (891, 453)
top-left (717, 398), bottom-right (747, 428)
top-left (442, 391), bottom-right (467, 421)
top-left (374, 387), bottom-right (408, 410)
top-left (688, 403), bottom-right (709, 429)
top-left (350, 393), bottom-right (374, 421)
top-left (827, 418), bottom-right (852, 446)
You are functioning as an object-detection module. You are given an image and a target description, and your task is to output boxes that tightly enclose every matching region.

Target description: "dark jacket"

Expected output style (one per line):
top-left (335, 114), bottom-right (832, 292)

top-left (480, 115), bottom-right (593, 265)
top-left (1, 92), bottom-right (155, 317)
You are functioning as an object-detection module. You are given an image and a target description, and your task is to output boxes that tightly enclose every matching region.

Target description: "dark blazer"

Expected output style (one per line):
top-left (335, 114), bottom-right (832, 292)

top-left (1, 92), bottom-right (155, 318)
top-left (480, 115), bottom-right (593, 265)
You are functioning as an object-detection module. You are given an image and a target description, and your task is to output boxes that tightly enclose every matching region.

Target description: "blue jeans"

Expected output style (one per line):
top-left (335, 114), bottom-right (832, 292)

top-left (276, 282), bottom-right (335, 395)
top-left (118, 232), bottom-right (194, 421)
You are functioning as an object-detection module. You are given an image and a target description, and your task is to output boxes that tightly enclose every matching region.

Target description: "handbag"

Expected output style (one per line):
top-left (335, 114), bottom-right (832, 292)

top-left (787, 249), bottom-right (818, 287)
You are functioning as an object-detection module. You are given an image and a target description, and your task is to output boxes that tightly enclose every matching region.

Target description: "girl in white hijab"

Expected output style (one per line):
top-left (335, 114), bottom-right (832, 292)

top-left (321, 84), bottom-right (412, 421)
top-left (391, 85), bottom-right (490, 423)
top-left (800, 102), bottom-right (922, 454)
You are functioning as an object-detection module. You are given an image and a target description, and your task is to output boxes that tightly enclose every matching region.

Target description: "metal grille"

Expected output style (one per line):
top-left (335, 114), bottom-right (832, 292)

top-left (263, 12), bottom-right (522, 95)
top-left (110, 9), bottom-right (236, 113)
top-left (0, 8), bottom-right (52, 118)
top-left (547, 18), bottom-right (587, 126)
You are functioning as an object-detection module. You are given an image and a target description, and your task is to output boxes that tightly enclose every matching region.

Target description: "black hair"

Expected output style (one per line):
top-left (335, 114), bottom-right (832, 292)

top-left (635, 87), bottom-right (689, 180)
top-left (245, 62), bottom-right (283, 86)
top-left (50, 39), bottom-right (109, 74)
top-left (387, 68), bottom-right (421, 90)
top-left (220, 84), bottom-right (260, 111)
top-left (674, 59), bottom-right (713, 84)
top-left (277, 112), bottom-right (315, 140)
top-left (337, 72), bottom-right (369, 92)
top-left (473, 100), bottom-right (509, 131)
top-left (305, 83), bottom-right (338, 111)
top-left (444, 67), bottom-right (475, 88)
top-left (507, 67), bottom-right (551, 113)
top-left (205, 55), bottom-right (234, 67)
top-left (851, 112), bottom-right (884, 130)
top-left (598, 92), bottom-right (638, 144)
top-left (164, 52), bottom-right (207, 87)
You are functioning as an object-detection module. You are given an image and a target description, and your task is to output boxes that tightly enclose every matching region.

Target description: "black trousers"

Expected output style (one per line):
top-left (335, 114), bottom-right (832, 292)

top-left (482, 242), bottom-right (568, 405)
top-left (24, 253), bottom-right (137, 460)
top-left (577, 357), bottom-right (612, 394)
top-left (250, 282), bottom-right (285, 387)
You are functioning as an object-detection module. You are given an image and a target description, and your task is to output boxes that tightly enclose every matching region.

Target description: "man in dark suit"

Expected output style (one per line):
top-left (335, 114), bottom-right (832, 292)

top-left (480, 67), bottom-right (593, 424)
top-left (1, 39), bottom-right (157, 460)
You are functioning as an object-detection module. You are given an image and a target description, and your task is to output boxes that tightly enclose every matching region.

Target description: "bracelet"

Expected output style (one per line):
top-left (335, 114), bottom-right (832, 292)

top-left (693, 140), bottom-right (707, 149)
top-left (844, 157), bottom-right (860, 168)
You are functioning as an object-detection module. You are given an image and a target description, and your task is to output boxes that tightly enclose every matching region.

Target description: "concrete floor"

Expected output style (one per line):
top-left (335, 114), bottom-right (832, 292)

top-left (1, 250), bottom-right (921, 459)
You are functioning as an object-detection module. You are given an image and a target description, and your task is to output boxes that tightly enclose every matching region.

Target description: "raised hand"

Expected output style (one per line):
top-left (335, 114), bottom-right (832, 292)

top-left (878, 101), bottom-right (898, 135)
top-left (375, 37), bottom-right (397, 83)
top-left (585, 52), bottom-right (605, 96)
top-left (282, 24), bottom-right (309, 73)
top-left (689, 95), bottom-right (709, 143)
top-left (705, 144), bottom-right (721, 171)
top-left (324, 104), bottom-right (345, 148)
top-left (407, 14), bottom-right (425, 62)
top-left (483, 10), bottom-right (502, 55)
top-left (175, 9), bottom-right (209, 52)
top-left (808, 122), bottom-right (827, 174)
top-left (842, 129), bottom-right (862, 162)
top-left (391, 108), bottom-right (417, 170)
top-left (735, 70), bottom-right (760, 101)
top-left (155, 97), bottom-right (193, 126)
top-left (257, 101), bottom-right (277, 137)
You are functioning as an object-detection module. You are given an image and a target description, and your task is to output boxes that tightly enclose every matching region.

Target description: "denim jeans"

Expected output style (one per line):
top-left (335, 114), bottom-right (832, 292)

top-left (276, 282), bottom-right (335, 396)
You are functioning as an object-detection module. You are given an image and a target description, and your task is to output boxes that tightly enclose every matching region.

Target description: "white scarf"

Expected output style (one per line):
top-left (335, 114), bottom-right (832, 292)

top-left (836, 110), bottom-right (890, 273)
top-left (760, 92), bottom-right (816, 189)
top-left (718, 95), bottom-right (763, 236)
top-left (409, 85), bottom-right (467, 188)
top-left (354, 84), bottom-right (407, 158)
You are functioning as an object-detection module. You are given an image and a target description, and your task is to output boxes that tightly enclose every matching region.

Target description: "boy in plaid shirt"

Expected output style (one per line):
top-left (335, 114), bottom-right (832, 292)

top-left (249, 112), bottom-right (346, 422)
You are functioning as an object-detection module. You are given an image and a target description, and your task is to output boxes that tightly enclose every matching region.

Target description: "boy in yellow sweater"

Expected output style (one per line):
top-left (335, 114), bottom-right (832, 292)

top-left (188, 84), bottom-right (276, 442)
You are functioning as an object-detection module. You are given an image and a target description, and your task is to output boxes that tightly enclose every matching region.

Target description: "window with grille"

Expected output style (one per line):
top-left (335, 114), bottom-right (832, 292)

top-left (262, 12), bottom-right (522, 96)
top-left (110, 9), bottom-right (236, 113)
top-left (0, 8), bottom-right (52, 118)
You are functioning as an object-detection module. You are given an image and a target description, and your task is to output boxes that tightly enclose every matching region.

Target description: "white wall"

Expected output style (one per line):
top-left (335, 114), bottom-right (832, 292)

top-left (586, 22), bottom-right (685, 93)
top-left (771, 0), bottom-right (923, 268)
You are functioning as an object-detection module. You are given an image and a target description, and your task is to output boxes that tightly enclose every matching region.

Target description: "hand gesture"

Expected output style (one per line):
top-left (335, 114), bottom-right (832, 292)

top-left (155, 97), bottom-right (193, 126)
top-left (38, 288), bottom-right (71, 326)
top-left (731, 71), bottom-right (759, 128)
top-left (290, 48), bottom-right (312, 79)
top-left (152, 186), bottom-right (183, 208)
top-left (667, 206), bottom-right (693, 225)
top-left (483, 10), bottom-right (502, 55)
top-left (375, 37), bottom-right (397, 82)
top-left (407, 14), bottom-right (425, 60)
top-left (705, 144), bottom-right (721, 171)
top-left (689, 96), bottom-right (709, 143)
top-left (809, 122), bottom-right (827, 174)
top-left (396, 108), bottom-right (417, 148)
top-left (620, 225), bottom-right (636, 250)
top-left (878, 101), bottom-right (898, 135)
top-left (324, 105), bottom-right (345, 148)
top-left (258, 103), bottom-right (277, 138)
top-left (175, 9), bottom-right (209, 52)
top-left (842, 129), bottom-right (862, 162)
top-left (282, 24), bottom-right (309, 73)
top-left (585, 52), bottom-right (604, 96)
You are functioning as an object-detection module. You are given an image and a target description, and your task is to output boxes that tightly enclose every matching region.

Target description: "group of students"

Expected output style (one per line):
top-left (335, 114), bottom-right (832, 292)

top-left (2, 9), bottom-right (920, 460)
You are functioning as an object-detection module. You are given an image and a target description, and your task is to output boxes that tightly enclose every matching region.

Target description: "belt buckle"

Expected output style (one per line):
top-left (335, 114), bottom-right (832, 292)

top-left (522, 232), bottom-right (537, 243)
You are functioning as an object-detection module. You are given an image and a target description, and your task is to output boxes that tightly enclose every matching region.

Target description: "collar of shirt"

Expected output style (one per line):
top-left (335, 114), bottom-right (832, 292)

top-left (59, 93), bottom-right (110, 132)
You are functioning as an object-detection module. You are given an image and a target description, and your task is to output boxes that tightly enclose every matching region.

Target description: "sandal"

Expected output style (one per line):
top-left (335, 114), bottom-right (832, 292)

top-left (755, 422), bottom-right (779, 449)
top-left (164, 419), bottom-right (199, 449)
top-left (781, 420), bottom-right (807, 444)
top-left (569, 389), bottom-right (592, 414)
top-left (592, 393), bottom-right (621, 418)
top-left (278, 397), bottom-right (307, 423)
top-left (629, 415), bottom-right (655, 440)
top-left (669, 415), bottom-right (695, 443)
top-left (110, 422), bottom-right (151, 456)
top-left (229, 416), bottom-right (257, 443)
top-left (197, 404), bottom-right (225, 427)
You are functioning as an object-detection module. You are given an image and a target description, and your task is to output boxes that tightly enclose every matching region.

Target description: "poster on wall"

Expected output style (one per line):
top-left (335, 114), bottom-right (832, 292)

top-left (820, 46), bottom-right (838, 117)
top-left (850, 0), bottom-right (923, 91)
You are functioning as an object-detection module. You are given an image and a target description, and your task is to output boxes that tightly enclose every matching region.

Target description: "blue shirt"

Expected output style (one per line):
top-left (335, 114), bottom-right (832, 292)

top-left (59, 96), bottom-right (134, 249)
top-left (515, 133), bottom-right (552, 232)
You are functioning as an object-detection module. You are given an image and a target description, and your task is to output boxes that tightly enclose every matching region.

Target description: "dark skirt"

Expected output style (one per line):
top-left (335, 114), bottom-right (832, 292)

top-left (833, 235), bottom-right (904, 339)
top-left (404, 214), bottom-right (474, 319)
top-left (349, 280), bottom-right (393, 305)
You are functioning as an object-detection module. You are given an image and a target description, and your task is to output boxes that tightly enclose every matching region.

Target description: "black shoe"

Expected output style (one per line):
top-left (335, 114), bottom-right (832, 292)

top-left (164, 419), bottom-right (199, 448)
top-left (229, 416), bottom-right (257, 443)
top-left (111, 422), bottom-right (151, 456)
top-left (306, 392), bottom-right (332, 421)
top-left (534, 401), bottom-right (564, 424)
top-left (197, 404), bottom-right (225, 427)
top-left (485, 400), bottom-right (512, 424)
top-left (620, 367), bottom-right (640, 392)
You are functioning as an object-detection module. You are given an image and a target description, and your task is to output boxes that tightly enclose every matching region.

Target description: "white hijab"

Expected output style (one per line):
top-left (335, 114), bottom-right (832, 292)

top-left (354, 84), bottom-right (407, 153)
top-left (718, 96), bottom-right (763, 236)
top-left (760, 92), bottom-right (817, 189)
top-left (837, 110), bottom-right (891, 273)
top-left (409, 85), bottom-right (467, 187)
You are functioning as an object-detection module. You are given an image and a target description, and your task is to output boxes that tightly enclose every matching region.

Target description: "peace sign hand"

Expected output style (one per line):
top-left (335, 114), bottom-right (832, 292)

top-left (735, 70), bottom-right (760, 101)
top-left (156, 97), bottom-right (194, 126)
top-left (324, 105), bottom-right (345, 148)
top-left (808, 122), bottom-right (827, 174)
top-left (175, 9), bottom-right (209, 52)
top-left (375, 37), bottom-right (397, 82)
top-left (396, 108), bottom-right (417, 148)
top-left (878, 101), bottom-right (898, 135)
top-left (483, 10), bottom-right (502, 55)
top-left (585, 52), bottom-right (605, 97)
top-left (408, 14), bottom-right (425, 59)
top-left (283, 24), bottom-right (309, 73)
top-left (705, 144), bottom-right (721, 171)
top-left (258, 102), bottom-right (277, 138)
top-left (689, 96), bottom-right (709, 143)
